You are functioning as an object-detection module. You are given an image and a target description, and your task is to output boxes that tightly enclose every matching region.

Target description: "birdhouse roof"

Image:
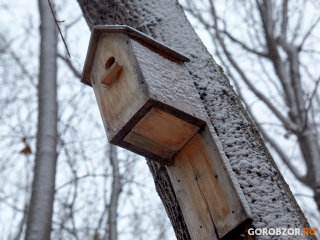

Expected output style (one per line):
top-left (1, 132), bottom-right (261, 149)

top-left (81, 25), bottom-right (190, 86)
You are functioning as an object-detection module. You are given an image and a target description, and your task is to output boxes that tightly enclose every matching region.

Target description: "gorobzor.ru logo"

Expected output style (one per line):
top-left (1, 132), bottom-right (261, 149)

top-left (248, 228), bottom-right (316, 236)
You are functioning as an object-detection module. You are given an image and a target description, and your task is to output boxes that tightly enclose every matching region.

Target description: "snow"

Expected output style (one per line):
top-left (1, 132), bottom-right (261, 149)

top-left (130, 38), bottom-right (208, 121)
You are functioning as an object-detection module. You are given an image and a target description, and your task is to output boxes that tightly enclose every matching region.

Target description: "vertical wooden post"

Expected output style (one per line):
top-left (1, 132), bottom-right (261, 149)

top-left (167, 126), bottom-right (251, 238)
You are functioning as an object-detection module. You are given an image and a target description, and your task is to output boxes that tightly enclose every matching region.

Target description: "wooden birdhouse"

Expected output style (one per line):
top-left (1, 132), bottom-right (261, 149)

top-left (81, 25), bottom-right (207, 164)
top-left (81, 25), bottom-right (253, 239)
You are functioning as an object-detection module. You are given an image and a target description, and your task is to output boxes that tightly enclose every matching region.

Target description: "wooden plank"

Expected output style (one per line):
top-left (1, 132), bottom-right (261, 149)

top-left (166, 146), bottom-right (218, 240)
top-left (129, 108), bottom-right (199, 150)
top-left (167, 130), bottom-right (251, 238)
top-left (100, 61), bottom-right (123, 86)
top-left (124, 131), bottom-right (176, 158)
top-left (123, 107), bottom-right (199, 159)
top-left (199, 128), bottom-right (252, 237)
top-left (90, 33), bottom-right (148, 139)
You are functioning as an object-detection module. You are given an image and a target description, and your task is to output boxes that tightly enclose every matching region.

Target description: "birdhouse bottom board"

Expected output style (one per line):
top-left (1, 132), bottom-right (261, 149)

top-left (123, 107), bottom-right (200, 160)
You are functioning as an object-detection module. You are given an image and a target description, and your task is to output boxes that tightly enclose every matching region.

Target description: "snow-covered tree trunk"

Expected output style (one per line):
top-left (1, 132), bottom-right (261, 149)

top-left (182, 0), bottom-right (320, 214)
top-left (77, 0), bottom-right (314, 239)
top-left (25, 0), bottom-right (58, 239)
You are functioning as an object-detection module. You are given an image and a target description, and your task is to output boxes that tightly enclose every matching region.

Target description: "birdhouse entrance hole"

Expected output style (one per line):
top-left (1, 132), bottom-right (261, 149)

top-left (105, 56), bottom-right (115, 70)
top-left (100, 56), bottom-right (122, 86)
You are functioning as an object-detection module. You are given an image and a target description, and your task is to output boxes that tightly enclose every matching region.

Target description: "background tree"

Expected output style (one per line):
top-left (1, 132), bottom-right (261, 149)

top-left (25, 0), bottom-right (58, 238)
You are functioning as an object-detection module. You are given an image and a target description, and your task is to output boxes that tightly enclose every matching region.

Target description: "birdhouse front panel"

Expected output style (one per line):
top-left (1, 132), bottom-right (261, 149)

top-left (89, 33), bottom-right (149, 142)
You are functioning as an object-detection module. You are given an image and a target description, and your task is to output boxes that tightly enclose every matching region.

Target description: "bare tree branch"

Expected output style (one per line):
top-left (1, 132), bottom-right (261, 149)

top-left (57, 53), bottom-right (81, 78)
top-left (221, 30), bottom-right (269, 58)
top-left (47, 0), bottom-right (71, 58)
top-left (13, 203), bottom-right (29, 240)
top-left (210, 0), bottom-right (299, 132)
top-left (0, 34), bottom-right (37, 87)
top-left (306, 76), bottom-right (320, 113)
top-left (214, 36), bottom-right (307, 185)
top-left (299, 15), bottom-right (320, 51)
top-left (281, 0), bottom-right (288, 40)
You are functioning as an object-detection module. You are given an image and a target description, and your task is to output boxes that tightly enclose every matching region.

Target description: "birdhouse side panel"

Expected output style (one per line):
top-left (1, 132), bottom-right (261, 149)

top-left (90, 33), bottom-right (149, 141)
top-left (195, 126), bottom-right (252, 237)
top-left (130, 39), bottom-right (208, 123)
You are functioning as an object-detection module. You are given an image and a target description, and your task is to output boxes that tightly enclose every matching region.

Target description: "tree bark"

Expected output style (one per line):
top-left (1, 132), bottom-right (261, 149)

top-left (76, 0), bottom-right (314, 239)
top-left (108, 145), bottom-right (122, 240)
top-left (25, 0), bottom-right (58, 239)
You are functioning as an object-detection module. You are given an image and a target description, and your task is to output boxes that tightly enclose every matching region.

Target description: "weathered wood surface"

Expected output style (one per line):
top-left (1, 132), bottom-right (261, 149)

top-left (167, 128), bottom-right (252, 239)
top-left (124, 107), bottom-right (199, 158)
top-left (167, 144), bottom-right (218, 240)
top-left (100, 61), bottom-right (123, 86)
top-left (90, 33), bottom-right (148, 140)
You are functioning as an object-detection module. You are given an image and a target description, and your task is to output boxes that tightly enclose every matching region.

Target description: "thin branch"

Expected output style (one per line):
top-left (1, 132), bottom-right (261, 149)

top-left (216, 42), bottom-right (307, 184)
top-left (57, 53), bottom-right (81, 78)
top-left (13, 203), bottom-right (29, 240)
top-left (47, 0), bottom-right (71, 58)
top-left (210, 0), bottom-right (299, 132)
top-left (294, 193), bottom-right (314, 198)
top-left (299, 15), bottom-right (320, 51)
top-left (301, 49), bottom-right (320, 55)
top-left (233, 78), bottom-right (307, 184)
top-left (0, 34), bottom-right (37, 87)
top-left (306, 76), bottom-right (320, 113)
top-left (208, 0), bottom-right (307, 184)
top-left (222, 30), bottom-right (268, 58)
top-left (290, 3), bottom-right (304, 45)
top-left (185, 2), bottom-right (267, 59)
top-left (55, 173), bottom-right (111, 191)
top-left (281, 0), bottom-right (288, 40)
top-left (260, 126), bottom-right (308, 185)
top-left (257, 56), bottom-right (284, 100)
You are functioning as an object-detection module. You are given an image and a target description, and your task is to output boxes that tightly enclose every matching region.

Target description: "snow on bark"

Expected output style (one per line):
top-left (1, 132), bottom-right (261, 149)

top-left (76, 0), bottom-right (314, 239)
top-left (25, 0), bottom-right (58, 239)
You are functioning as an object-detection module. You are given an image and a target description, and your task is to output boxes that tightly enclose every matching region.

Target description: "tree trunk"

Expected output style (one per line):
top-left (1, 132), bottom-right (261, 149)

top-left (76, 0), bottom-right (314, 239)
top-left (108, 145), bottom-right (122, 240)
top-left (25, 0), bottom-right (58, 239)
